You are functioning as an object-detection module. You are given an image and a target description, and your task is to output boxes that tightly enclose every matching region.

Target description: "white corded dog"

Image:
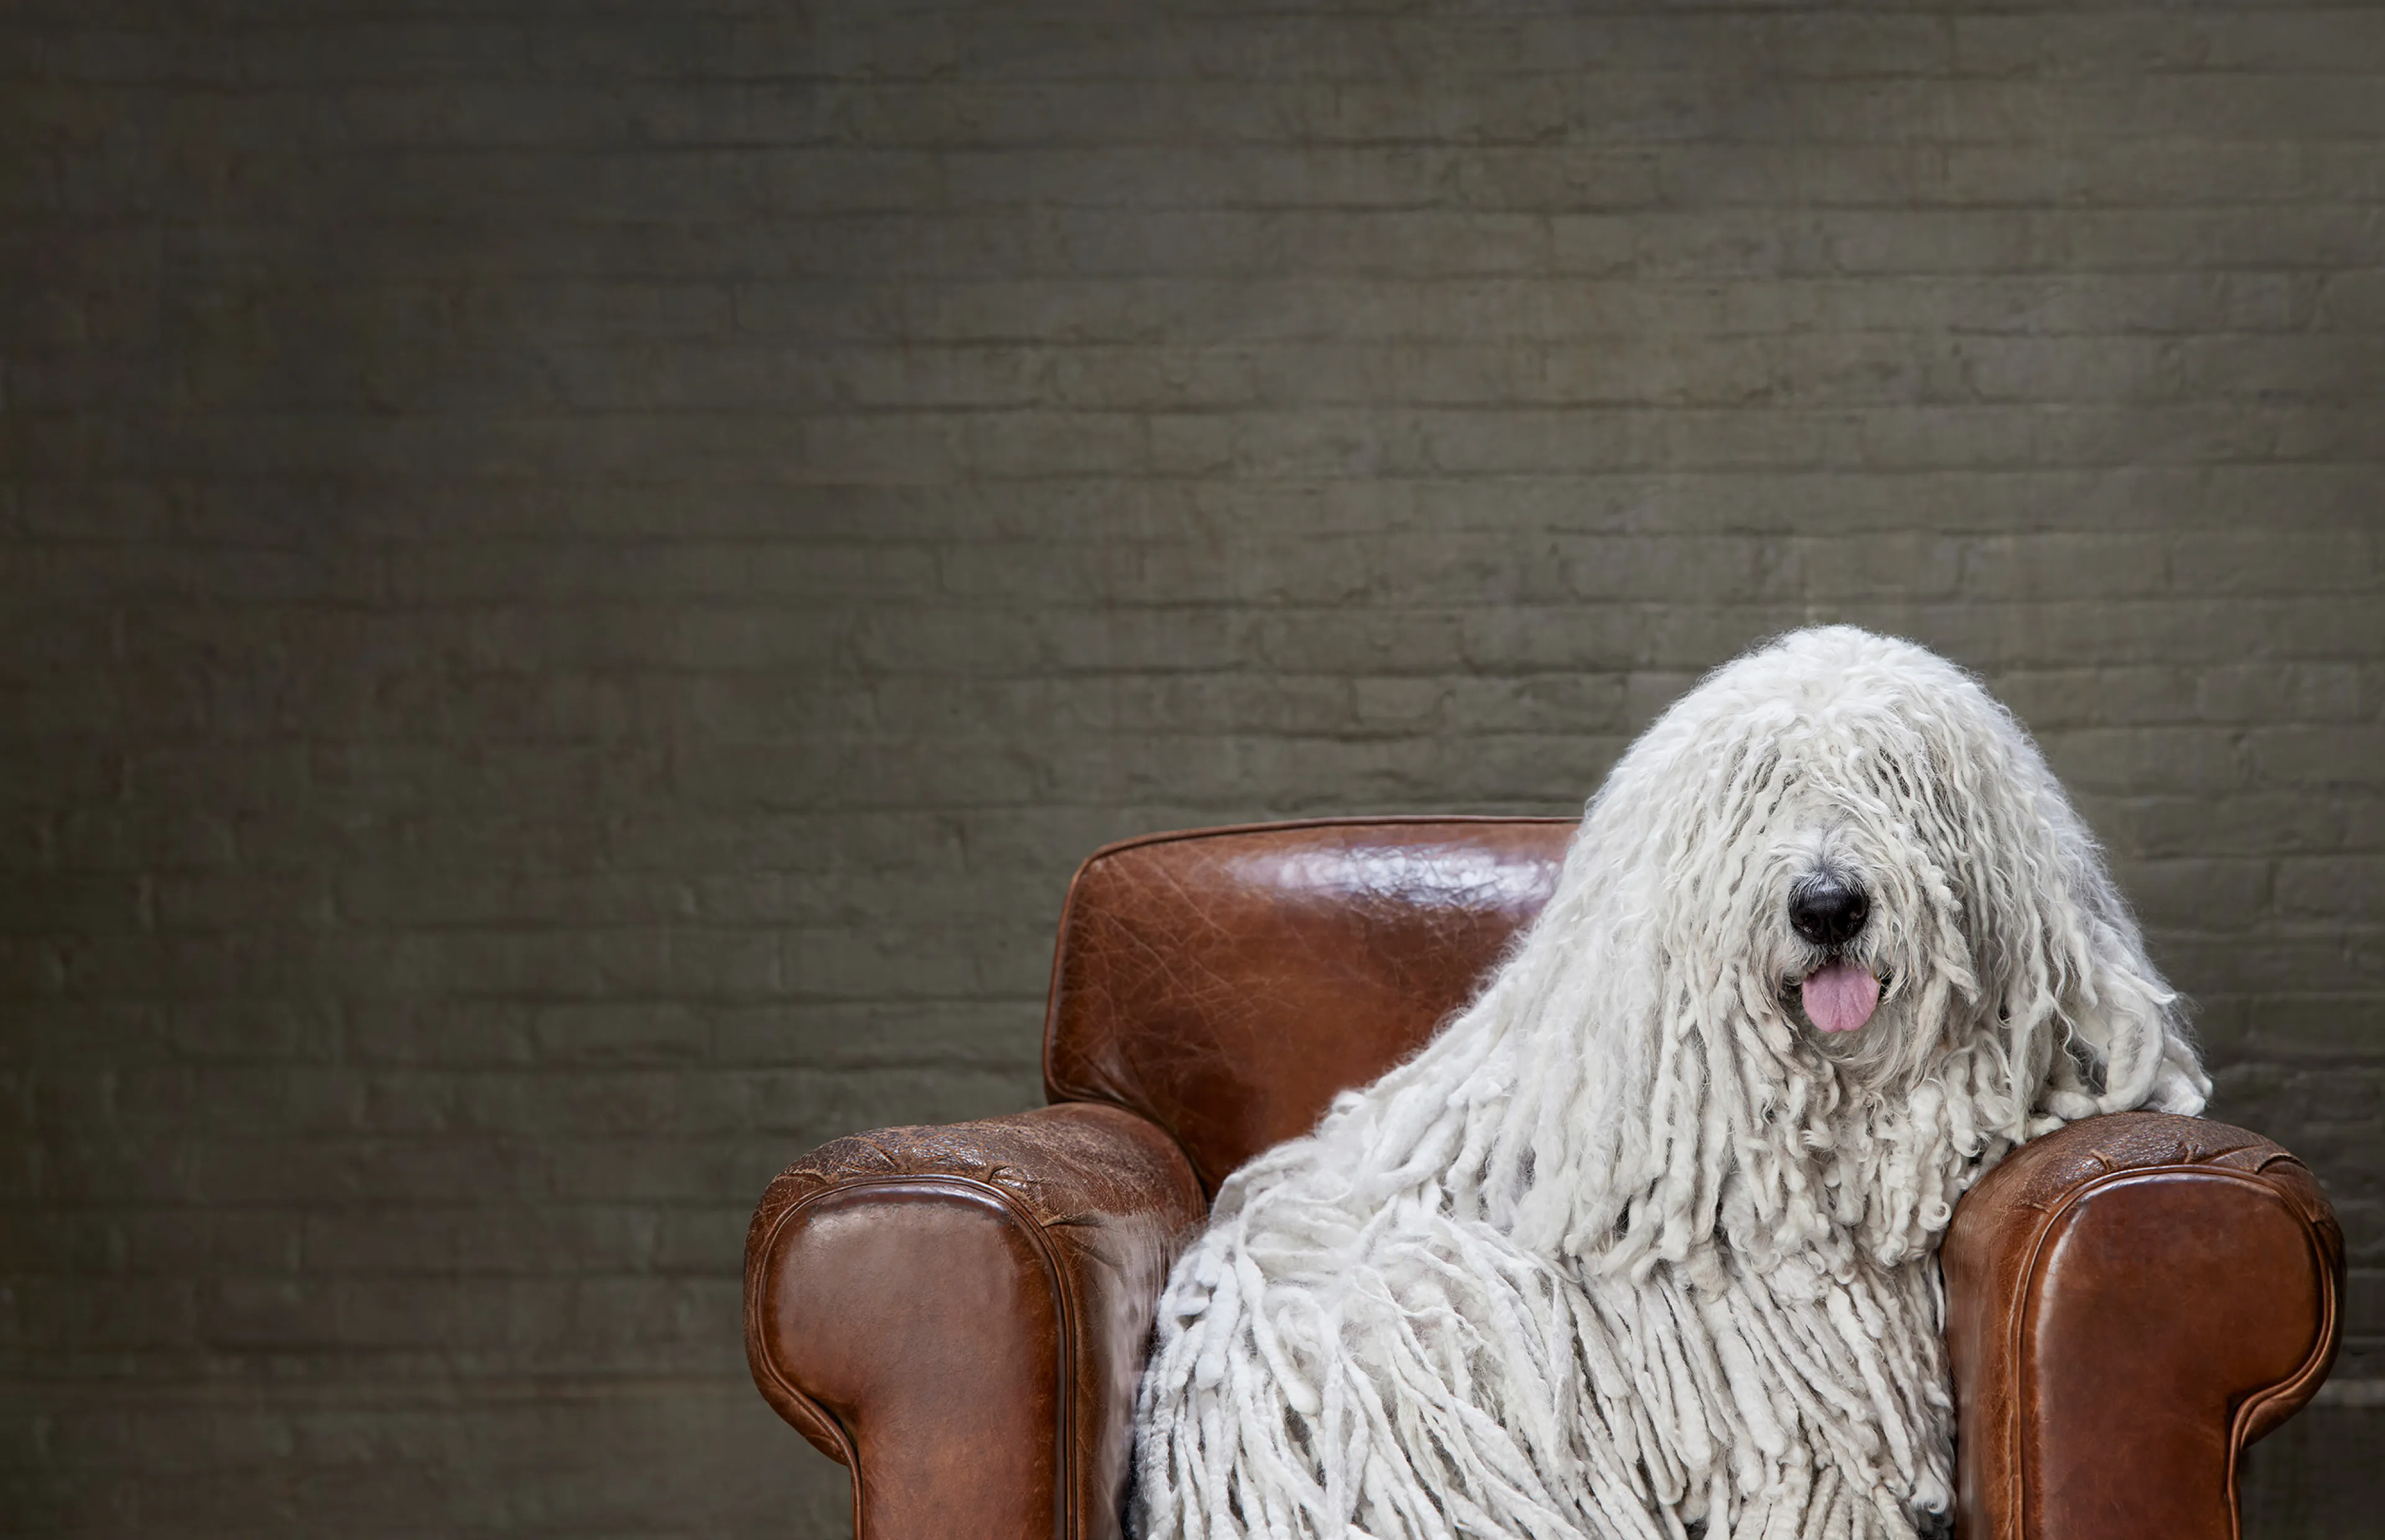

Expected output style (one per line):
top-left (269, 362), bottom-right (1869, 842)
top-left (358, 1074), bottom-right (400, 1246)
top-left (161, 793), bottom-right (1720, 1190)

top-left (1132, 627), bottom-right (2206, 1540)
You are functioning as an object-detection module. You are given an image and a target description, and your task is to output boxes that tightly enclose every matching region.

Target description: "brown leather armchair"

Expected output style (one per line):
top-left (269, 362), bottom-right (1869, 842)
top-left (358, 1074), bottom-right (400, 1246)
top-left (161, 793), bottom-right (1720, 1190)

top-left (744, 819), bottom-right (2344, 1540)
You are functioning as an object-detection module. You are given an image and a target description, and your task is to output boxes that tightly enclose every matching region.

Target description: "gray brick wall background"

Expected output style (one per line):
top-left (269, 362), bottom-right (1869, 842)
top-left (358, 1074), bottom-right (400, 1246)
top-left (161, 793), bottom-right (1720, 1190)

top-left (2, 2), bottom-right (2379, 1535)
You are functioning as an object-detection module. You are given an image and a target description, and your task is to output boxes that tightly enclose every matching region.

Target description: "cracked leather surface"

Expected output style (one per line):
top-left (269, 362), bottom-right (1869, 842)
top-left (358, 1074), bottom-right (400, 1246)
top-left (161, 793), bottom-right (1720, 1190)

top-left (1042, 816), bottom-right (1574, 1192)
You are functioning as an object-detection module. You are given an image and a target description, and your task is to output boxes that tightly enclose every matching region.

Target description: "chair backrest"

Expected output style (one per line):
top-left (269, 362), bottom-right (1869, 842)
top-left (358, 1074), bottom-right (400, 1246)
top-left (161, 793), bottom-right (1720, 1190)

top-left (1042, 817), bottom-right (1574, 1194)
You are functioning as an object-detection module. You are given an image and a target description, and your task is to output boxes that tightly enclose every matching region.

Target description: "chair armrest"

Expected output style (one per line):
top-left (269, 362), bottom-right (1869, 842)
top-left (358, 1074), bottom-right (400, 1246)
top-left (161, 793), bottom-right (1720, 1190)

top-left (1944, 1110), bottom-right (2344, 1540)
top-left (743, 1101), bottom-right (1207, 1540)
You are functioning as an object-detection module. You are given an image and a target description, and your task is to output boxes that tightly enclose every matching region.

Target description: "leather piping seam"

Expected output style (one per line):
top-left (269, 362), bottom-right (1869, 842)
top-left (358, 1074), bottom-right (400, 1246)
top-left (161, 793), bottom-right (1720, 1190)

top-left (748, 1172), bottom-right (1083, 1540)
top-left (1040, 815), bottom-right (1574, 1133)
top-left (1077, 813), bottom-right (1579, 866)
top-left (749, 1315), bottom-right (859, 1474)
top-left (743, 1192), bottom-right (865, 1533)
top-left (2001, 1162), bottom-right (2333, 1540)
top-left (2221, 1187), bottom-right (2338, 1540)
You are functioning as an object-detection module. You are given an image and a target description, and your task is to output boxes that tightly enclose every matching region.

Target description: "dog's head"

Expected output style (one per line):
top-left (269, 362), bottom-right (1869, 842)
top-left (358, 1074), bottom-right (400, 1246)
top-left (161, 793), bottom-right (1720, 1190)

top-left (1484, 627), bottom-right (2207, 1267)
top-left (1607, 625), bottom-right (2206, 1122)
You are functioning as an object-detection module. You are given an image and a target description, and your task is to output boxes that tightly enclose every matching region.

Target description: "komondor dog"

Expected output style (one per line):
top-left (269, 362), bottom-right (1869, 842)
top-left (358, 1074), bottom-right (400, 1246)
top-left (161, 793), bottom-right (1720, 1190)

top-left (1132, 627), bottom-right (2207, 1540)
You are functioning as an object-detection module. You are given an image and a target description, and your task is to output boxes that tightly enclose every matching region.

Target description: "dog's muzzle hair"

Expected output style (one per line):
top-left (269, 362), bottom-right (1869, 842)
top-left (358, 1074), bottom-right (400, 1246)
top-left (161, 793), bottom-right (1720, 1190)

top-left (1132, 627), bottom-right (2209, 1540)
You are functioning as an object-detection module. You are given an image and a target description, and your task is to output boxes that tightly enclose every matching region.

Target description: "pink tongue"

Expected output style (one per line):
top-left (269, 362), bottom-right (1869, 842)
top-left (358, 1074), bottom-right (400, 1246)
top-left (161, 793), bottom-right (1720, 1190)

top-left (1802, 962), bottom-right (1881, 1033)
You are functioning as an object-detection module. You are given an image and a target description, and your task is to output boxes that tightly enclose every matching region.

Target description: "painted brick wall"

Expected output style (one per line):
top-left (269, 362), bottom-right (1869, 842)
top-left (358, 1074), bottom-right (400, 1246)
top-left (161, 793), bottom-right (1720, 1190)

top-left (3, 3), bottom-right (2379, 1536)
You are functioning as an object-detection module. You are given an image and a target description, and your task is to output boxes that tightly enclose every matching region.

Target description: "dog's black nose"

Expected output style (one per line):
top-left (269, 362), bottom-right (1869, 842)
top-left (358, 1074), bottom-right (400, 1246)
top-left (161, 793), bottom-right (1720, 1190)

top-left (1790, 875), bottom-right (1869, 948)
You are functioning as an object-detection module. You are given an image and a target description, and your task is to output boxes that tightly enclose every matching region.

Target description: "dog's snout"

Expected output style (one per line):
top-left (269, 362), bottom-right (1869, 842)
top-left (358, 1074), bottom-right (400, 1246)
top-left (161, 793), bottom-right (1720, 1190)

top-left (1789, 874), bottom-right (1869, 948)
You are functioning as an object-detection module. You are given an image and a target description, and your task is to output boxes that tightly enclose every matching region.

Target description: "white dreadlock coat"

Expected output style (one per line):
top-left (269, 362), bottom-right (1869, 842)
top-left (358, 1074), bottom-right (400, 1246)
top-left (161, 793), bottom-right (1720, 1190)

top-left (1132, 628), bottom-right (2208, 1540)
